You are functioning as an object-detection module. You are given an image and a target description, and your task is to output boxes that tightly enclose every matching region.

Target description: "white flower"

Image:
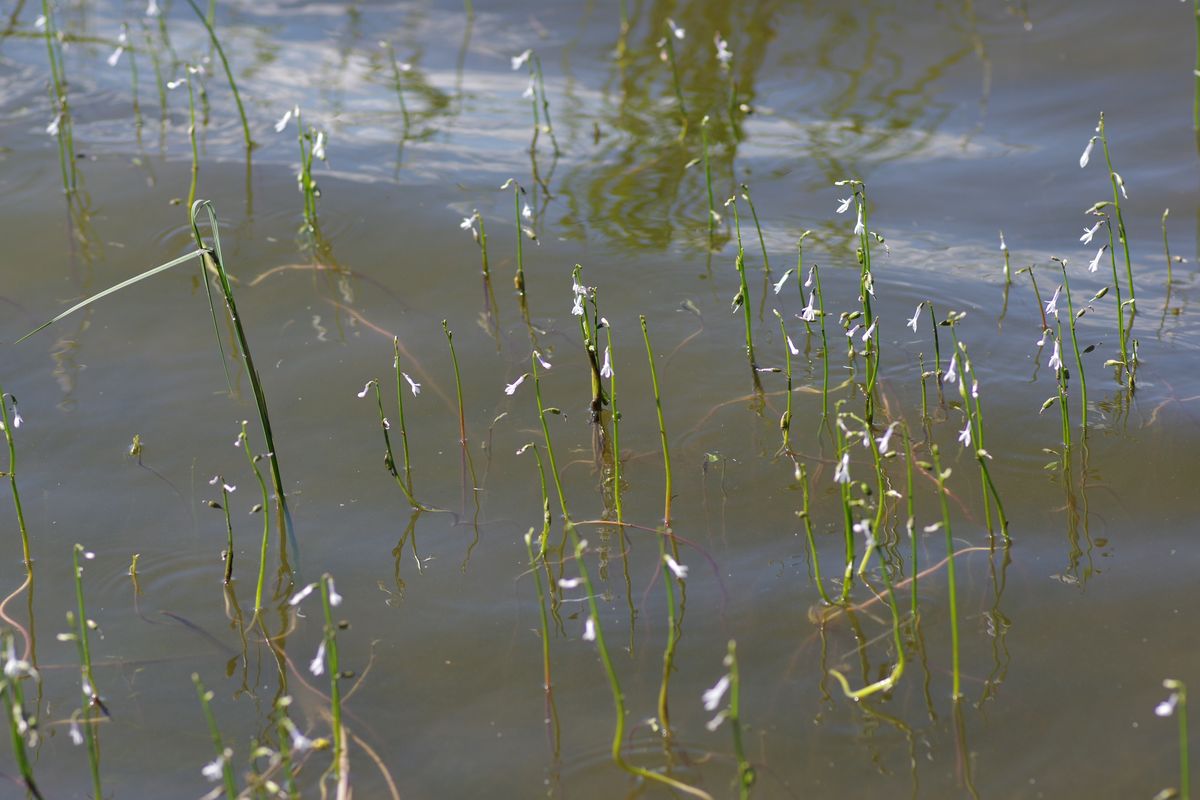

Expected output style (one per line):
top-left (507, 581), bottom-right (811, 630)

top-left (804, 266), bottom-right (815, 288)
top-left (664, 554), bottom-right (688, 580)
top-left (853, 204), bottom-right (865, 236)
top-left (522, 78), bottom-right (535, 100)
top-left (356, 381), bottom-right (373, 398)
top-left (290, 728), bottom-right (315, 752)
top-left (201, 754), bottom-right (225, 782)
top-left (69, 718), bottom-right (84, 746)
top-left (702, 675), bottom-right (730, 711)
top-left (600, 347), bottom-right (613, 379)
top-left (1156, 694), bottom-right (1180, 718)
top-left (666, 18), bottom-right (685, 39)
top-left (34, 14), bottom-right (45, 29)
top-left (46, 113), bottom-right (62, 137)
top-left (853, 519), bottom-right (875, 551)
top-left (534, 351), bottom-right (552, 370)
top-left (971, 379), bottom-right (980, 399)
top-left (945, 353), bottom-right (959, 384)
top-left (522, 203), bottom-right (532, 220)
top-left (1079, 136), bottom-right (1096, 168)
top-left (511, 49), bottom-right (533, 70)
top-left (582, 616), bottom-right (596, 641)
top-left (312, 131), bottom-right (326, 161)
top-left (1080, 221), bottom-right (1102, 244)
top-left (861, 319), bottom-right (877, 342)
top-left (402, 372), bottom-right (421, 396)
top-left (1113, 171), bottom-right (1128, 199)
top-left (834, 453), bottom-right (851, 484)
top-left (907, 303), bottom-right (922, 333)
top-left (798, 292), bottom-right (817, 322)
top-left (845, 324), bottom-right (860, 339)
top-left (1044, 285), bottom-right (1061, 319)
top-left (460, 215), bottom-right (475, 230)
top-left (327, 578), bottom-right (342, 607)
top-left (999, 231), bottom-right (1007, 252)
top-left (836, 197), bottom-right (853, 214)
top-left (557, 577), bottom-right (582, 589)
top-left (274, 109), bottom-right (293, 133)
top-left (1088, 245), bottom-right (1106, 273)
top-left (714, 33), bottom-right (732, 64)
top-left (107, 45), bottom-right (125, 67)
top-left (957, 422), bottom-right (972, 448)
top-left (1048, 339), bottom-right (1062, 371)
top-left (288, 583), bottom-right (317, 606)
top-left (786, 334), bottom-right (799, 356)
top-left (166, 78), bottom-right (186, 90)
top-left (571, 294), bottom-right (584, 316)
top-left (504, 374), bottom-right (527, 396)
top-left (875, 422), bottom-right (899, 454)
top-left (309, 640), bottom-right (326, 676)
top-left (706, 710), bottom-right (729, 731)
top-left (771, 269), bottom-right (793, 295)
top-left (146, 0), bottom-right (161, 17)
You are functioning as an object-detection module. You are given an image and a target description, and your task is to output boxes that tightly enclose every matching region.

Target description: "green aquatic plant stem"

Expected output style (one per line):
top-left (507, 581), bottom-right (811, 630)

top-left (40, 0), bottom-right (75, 192)
top-left (0, 631), bottom-right (42, 799)
top-left (70, 544), bottom-right (103, 799)
top-left (0, 390), bottom-right (31, 567)
top-left (1053, 324), bottom-right (1072, 450)
top-left (443, 321), bottom-right (479, 502)
top-left (184, 0), bottom-right (253, 152)
top-left (829, 537), bottom-right (905, 699)
top-left (184, 73), bottom-right (199, 208)
top-left (318, 575), bottom-right (344, 777)
top-left (810, 262), bottom-right (831, 425)
top-left (725, 641), bottom-right (756, 798)
top-left (834, 412), bottom-right (855, 604)
top-left (903, 424), bottom-right (919, 621)
top-left (193, 673), bottom-right (238, 798)
top-left (639, 316), bottom-right (676, 539)
top-left (1100, 213), bottom-right (1131, 377)
top-left (798, 463), bottom-right (832, 606)
top-left (274, 698), bottom-right (300, 799)
top-left (508, 180), bottom-right (527, 299)
top-left (775, 311), bottom-right (793, 453)
top-left (928, 445), bottom-right (961, 699)
top-left (663, 21), bottom-right (687, 132)
top-left (239, 422), bottom-right (272, 615)
top-left (728, 199), bottom-right (760, 385)
top-left (1057, 260), bottom-right (1089, 432)
top-left (1096, 114), bottom-right (1135, 311)
top-left (741, 184), bottom-right (770, 273)
top-left (702, 116), bottom-right (716, 243)
top-left (218, 480), bottom-right (235, 583)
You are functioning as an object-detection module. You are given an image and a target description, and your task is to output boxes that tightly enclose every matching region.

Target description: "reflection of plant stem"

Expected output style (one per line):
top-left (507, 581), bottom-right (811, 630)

top-left (798, 463), bottom-right (832, 606)
top-left (929, 445), bottom-right (961, 699)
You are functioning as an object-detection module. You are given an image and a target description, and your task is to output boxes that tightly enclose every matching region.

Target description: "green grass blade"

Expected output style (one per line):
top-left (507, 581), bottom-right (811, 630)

top-left (16, 249), bottom-right (206, 343)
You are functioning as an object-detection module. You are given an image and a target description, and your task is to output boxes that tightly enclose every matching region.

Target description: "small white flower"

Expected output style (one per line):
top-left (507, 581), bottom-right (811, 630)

top-left (534, 351), bottom-right (552, 370)
top-left (1080, 221), bottom-right (1102, 244)
top-left (706, 710), bottom-right (729, 731)
top-left (571, 294), bottom-right (584, 316)
top-left (1088, 245), bottom-right (1106, 273)
top-left (861, 319), bottom-right (877, 343)
top-left (166, 78), bottom-right (186, 90)
top-left (786, 334), bottom-right (800, 356)
top-left (201, 754), bottom-right (225, 782)
top-left (836, 197), bottom-right (853, 214)
top-left (957, 422), bottom-right (972, 448)
top-left (853, 204), bottom-right (865, 236)
top-left (945, 353), bottom-right (959, 384)
top-left (834, 453), bottom-right (851, 484)
top-left (1079, 136), bottom-right (1096, 168)
top-left (34, 14), bottom-right (45, 29)
top-left (702, 675), bottom-right (730, 711)
top-left (663, 554), bottom-right (688, 580)
top-left (1045, 285), bottom-right (1061, 319)
top-left (772, 269), bottom-right (793, 295)
top-left (402, 373), bottom-right (421, 396)
top-left (69, 718), bottom-right (84, 746)
top-left (289, 583), bottom-right (317, 606)
top-left (460, 215), bottom-right (475, 230)
top-left (274, 109), bottom-right (293, 133)
top-left (357, 381), bottom-right (374, 399)
top-left (582, 616), bottom-right (596, 641)
top-left (557, 577), bottom-right (582, 589)
top-left (309, 640), bottom-right (326, 676)
top-left (971, 379), bottom-right (980, 399)
top-left (107, 45), bottom-right (125, 67)
top-left (666, 18), bottom-right (685, 39)
top-left (600, 347), bottom-right (613, 379)
top-left (1156, 694), bottom-right (1179, 718)
top-left (511, 49), bottom-right (532, 70)
top-left (504, 374), bottom-right (527, 396)
top-left (714, 33), bottom-right (732, 65)
top-left (312, 131), bottom-right (326, 161)
top-left (290, 728), bottom-right (315, 752)
top-left (1113, 171), bottom-right (1128, 199)
top-left (146, 0), bottom-right (160, 17)
top-left (1036, 328), bottom-right (1050, 347)
top-left (1048, 339), bottom-right (1063, 371)
top-left (804, 266), bottom-right (815, 288)
top-left (46, 113), bottom-right (62, 137)
top-left (999, 231), bottom-right (1007, 252)
top-left (522, 78), bottom-right (535, 100)
top-left (327, 578), bottom-right (342, 607)
top-left (522, 203), bottom-right (532, 220)
top-left (876, 422), bottom-right (899, 454)
top-left (907, 303), bottom-right (922, 333)
top-left (798, 292), bottom-right (817, 322)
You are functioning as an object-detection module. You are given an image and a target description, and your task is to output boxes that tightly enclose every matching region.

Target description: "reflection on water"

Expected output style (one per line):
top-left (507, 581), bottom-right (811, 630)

top-left (1, 0), bottom-right (1200, 797)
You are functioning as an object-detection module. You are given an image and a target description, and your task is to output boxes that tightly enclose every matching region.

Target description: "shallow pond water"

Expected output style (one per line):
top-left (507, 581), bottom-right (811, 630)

top-left (2, 1), bottom-right (1200, 797)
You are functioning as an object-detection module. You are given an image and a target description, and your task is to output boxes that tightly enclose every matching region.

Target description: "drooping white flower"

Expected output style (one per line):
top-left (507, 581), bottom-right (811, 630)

top-left (146, 0), bottom-right (161, 17)
top-left (853, 204), bottom-right (865, 236)
top-left (971, 379), bottom-right (980, 399)
top-left (402, 372), bottom-right (421, 396)
top-left (511, 49), bottom-right (533, 71)
top-left (166, 78), bottom-right (186, 90)
top-left (309, 640), bottom-right (326, 676)
top-left (714, 33), bottom-right (732, 65)
top-left (356, 381), bottom-right (374, 399)
top-left (312, 131), bottom-right (326, 161)
top-left (999, 231), bottom-right (1007, 252)
top-left (907, 302), bottom-right (922, 333)
top-left (290, 728), bottom-right (315, 752)
top-left (944, 353), bottom-right (959, 384)
top-left (1088, 245), bottom-right (1106, 273)
top-left (702, 675), bottom-right (730, 711)
top-left (46, 113), bottom-right (62, 137)
top-left (327, 578), bottom-right (342, 607)
top-left (460, 215), bottom-right (475, 230)
top-left (107, 44), bottom-right (125, 67)
top-left (861, 319), bottom-right (877, 343)
top-left (571, 293), bottom-right (584, 316)
top-left (957, 422), bottom-right (972, 448)
top-left (1048, 338), bottom-right (1063, 371)
top-left (600, 347), bottom-right (613, 379)
top-left (504, 374), bottom-right (527, 396)
top-left (836, 197), bottom-right (853, 214)
top-left (1080, 220), bottom-right (1102, 244)
top-left (522, 203), bottom-right (533, 220)
top-left (34, 14), bottom-right (45, 29)
top-left (522, 78), bottom-right (535, 100)
top-left (557, 577), bottom-right (582, 589)
top-left (666, 18), bottom-right (685, 39)
top-left (786, 334), bottom-right (800, 356)
top-left (1079, 136), bottom-right (1096, 168)
top-left (1045, 284), bottom-right (1061, 319)
top-left (845, 324), bottom-right (860, 339)
top-left (804, 266), bottom-right (815, 288)
top-left (834, 453), bottom-right (851, 484)
top-left (772, 269), bottom-right (793, 295)
top-left (1113, 171), bottom-right (1128, 199)
top-left (201, 754), bottom-right (225, 782)
top-left (534, 350), bottom-right (552, 370)
top-left (288, 583), bottom-right (317, 606)
top-left (1157, 693), bottom-right (1180, 718)
top-left (582, 616), bottom-right (596, 641)
top-left (876, 422), bottom-right (899, 454)
top-left (798, 292), bottom-right (817, 322)
top-left (69, 718), bottom-right (84, 746)
top-left (664, 554), bottom-right (689, 580)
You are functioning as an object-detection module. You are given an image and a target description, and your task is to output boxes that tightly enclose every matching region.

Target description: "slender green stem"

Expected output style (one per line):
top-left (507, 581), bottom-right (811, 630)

top-left (185, 75), bottom-right (199, 208)
top-left (929, 445), bottom-right (961, 699)
top-left (184, 0), bottom-right (253, 152)
top-left (702, 117), bottom-right (716, 243)
top-left (71, 545), bottom-right (103, 799)
top-left (1058, 261), bottom-right (1088, 431)
top-left (193, 673), bottom-right (238, 798)
top-left (1097, 115), bottom-right (1135, 310)
top-left (0, 632), bottom-right (42, 799)
top-left (239, 423), bottom-right (272, 614)
top-left (775, 311), bottom-right (793, 453)
top-left (318, 575), bottom-right (344, 776)
top-left (640, 316), bottom-right (675, 538)
top-left (798, 463), bottom-right (831, 606)
top-left (725, 641), bottom-right (756, 798)
top-left (741, 184), bottom-right (770, 273)
top-left (0, 390), bottom-right (31, 567)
